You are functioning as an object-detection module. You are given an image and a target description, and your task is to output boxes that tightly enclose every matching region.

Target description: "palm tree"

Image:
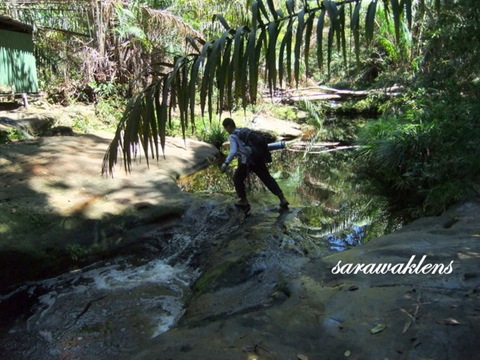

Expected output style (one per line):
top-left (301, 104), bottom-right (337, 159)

top-left (98, 0), bottom-right (415, 175)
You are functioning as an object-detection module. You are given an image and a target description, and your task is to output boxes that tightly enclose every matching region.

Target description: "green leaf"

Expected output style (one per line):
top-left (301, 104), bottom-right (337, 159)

top-left (256, 0), bottom-right (271, 21)
top-left (124, 94), bottom-right (142, 173)
top-left (142, 86), bottom-right (155, 165)
top-left (199, 41), bottom-right (214, 118)
top-left (185, 35), bottom-right (201, 53)
top-left (316, 9), bottom-right (326, 70)
top-left (205, 35), bottom-right (227, 121)
top-left (294, 8), bottom-right (306, 87)
top-left (249, 29), bottom-right (266, 103)
top-left (219, 39), bottom-right (233, 111)
top-left (366, 0), bottom-right (378, 46)
top-left (351, 0), bottom-right (361, 66)
top-left (279, 21), bottom-right (292, 87)
top-left (153, 84), bottom-right (163, 159)
top-left (159, 78), bottom-right (168, 155)
top-left (390, 0), bottom-right (401, 43)
top-left (304, 11), bottom-right (315, 77)
top-left (286, 0), bottom-right (295, 16)
top-left (339, 5), bottom-right (347, 65)
top-left (233, 26), bottom-right (248, 108)
top-left (266, 0), bottom-right (278, 20)
top-left (267, 21), bottom-right (280, 94)
top-left (215, 14), bottom-right (230, 31)
top-left (327, 25), bottom-right (334, 76)
top-left (323, 0), bottom-right (341, 72)
top-left (189, 55), bottom-right (203, 125)
top-left (403, 0), bottom-right (412, 29)
top-left (251, 0), bottom-right (259, 28)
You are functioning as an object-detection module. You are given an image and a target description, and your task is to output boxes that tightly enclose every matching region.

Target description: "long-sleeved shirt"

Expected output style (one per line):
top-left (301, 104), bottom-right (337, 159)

top-left (224, 130), bottom-right (251, 165)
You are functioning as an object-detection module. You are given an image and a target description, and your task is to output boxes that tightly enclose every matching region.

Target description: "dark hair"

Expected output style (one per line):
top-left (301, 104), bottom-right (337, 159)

top-left (222, 117), bottom-right (236, 128)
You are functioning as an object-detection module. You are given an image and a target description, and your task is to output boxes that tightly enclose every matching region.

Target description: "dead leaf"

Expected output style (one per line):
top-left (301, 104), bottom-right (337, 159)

top-left (344, 349), bottom-right (351, 357)
top-left (370, 323), bottom-right (386, 334)
top-left (402, 320), bottom-right (412, 334)
top-left (297, 354), bottom-right (309, 360)
top-left (437, 317), bottom-right (461, 326)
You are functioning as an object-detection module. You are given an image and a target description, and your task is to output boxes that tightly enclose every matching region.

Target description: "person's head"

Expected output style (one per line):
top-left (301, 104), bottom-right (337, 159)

top-left (222, 117), bottom-right (236, 134)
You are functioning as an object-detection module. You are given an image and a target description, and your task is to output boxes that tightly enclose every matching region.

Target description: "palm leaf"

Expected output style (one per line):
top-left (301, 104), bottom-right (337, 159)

top-left (390, 0), bottom-right (401, 43)
top-left (233, 26), bottom-right (247, 103)
top-left (303, 10), bottom-right (315, 77)
top-left (294, 8), bottom-right (306, 87)
top-left (199, 40), bottom-right (214, 118)
top-left (351, 0), bottom-right (361, 67)
top-left (366, 0), bottom-right (378, 46)
top-left (215, 13), bottom-right (231, 31)
top-left (256, 0), bottom-right (271, 21)
top-left (403, 0), bottom-right (412, 30)
top-left (286, 0), bottom-right (295, 16)
top-left (316, 8), bottom-right (326, 70)
top-left (219, 39), bottom-right (233, 111)
top-left (154, 83), bottom-right (164, 159)
top-left (250, 28), bottom-right (266, 103)
top-left (266, 20), bottom-right (280, 95)
top-left (251, 0), bottom-right (261, 27)
top-left (279, 19), bottom-right (293, 87)
top-left (265, 0), bottom-right (278, 20)
top-left (102, 0), bottom-right (408, 175)
top-left (189, 54), bottom-right (204, 126)
top-left (339, 5), bottom-right (347, 65)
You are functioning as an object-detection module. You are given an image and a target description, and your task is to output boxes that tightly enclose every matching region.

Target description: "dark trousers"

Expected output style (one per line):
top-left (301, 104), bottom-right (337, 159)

top-left (234, 162), bottom-right (282, 199)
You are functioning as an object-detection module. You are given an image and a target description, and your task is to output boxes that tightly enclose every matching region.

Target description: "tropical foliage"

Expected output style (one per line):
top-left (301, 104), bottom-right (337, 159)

top-left (357, 0), bottom-right (480, 214)
top-left (1, 0), bottom-right (203, 101)
top-left (99, 0), bottom-right (417, 174)
top-left (2, 0), bottom-right (478, 214)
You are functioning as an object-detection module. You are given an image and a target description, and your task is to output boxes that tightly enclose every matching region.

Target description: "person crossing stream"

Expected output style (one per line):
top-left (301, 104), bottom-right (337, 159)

top-left (220, 117), bottom-right (289, 211)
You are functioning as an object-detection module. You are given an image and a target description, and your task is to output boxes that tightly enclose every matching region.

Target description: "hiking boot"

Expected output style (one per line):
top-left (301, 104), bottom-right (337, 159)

top-left (278, 194), bottom-right (289, 209)
top-left (235, 198), bottom-right (250, 207)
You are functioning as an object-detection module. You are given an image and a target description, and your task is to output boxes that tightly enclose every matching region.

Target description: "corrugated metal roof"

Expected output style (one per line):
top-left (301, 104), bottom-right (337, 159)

top-left (0, 15), bottom-right (33, 34)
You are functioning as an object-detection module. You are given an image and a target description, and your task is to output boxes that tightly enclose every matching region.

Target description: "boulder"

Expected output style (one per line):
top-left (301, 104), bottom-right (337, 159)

top-left (246, 114), bottom-right (303, 140)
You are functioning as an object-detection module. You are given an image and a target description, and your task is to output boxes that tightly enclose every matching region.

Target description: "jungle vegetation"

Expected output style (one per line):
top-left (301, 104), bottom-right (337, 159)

top-left (1, 0), bottom-right (479, 215)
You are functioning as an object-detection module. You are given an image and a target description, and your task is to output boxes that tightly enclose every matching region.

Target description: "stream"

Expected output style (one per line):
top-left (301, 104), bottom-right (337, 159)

top-left (0, 144), bottom-right (404, 359)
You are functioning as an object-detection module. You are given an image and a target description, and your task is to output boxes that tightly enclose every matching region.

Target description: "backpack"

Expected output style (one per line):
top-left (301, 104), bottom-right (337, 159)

top-left (234, 128), bottom-right (272, 165)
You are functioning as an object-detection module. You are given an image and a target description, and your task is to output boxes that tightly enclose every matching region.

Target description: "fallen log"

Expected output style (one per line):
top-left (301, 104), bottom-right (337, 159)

top-left (262, 85), bottom-right (402, 103)
top-left (286, 145), bottom-right (362, 154)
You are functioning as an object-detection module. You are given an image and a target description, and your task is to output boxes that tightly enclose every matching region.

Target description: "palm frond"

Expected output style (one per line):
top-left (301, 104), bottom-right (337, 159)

top-left (103, 0), bottom-right (414, 175)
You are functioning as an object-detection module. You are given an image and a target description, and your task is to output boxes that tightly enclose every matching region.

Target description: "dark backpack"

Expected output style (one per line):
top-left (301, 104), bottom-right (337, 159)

top-left (234, 128), bottom-right (272, 164)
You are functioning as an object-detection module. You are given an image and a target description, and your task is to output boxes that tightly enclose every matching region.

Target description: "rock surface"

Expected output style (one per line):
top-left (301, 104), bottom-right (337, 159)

top-left (0, 124), bottom-right (219, 289)
top-left (127, 200), bottom-right (480, 360)
top-left (246, 113), bottom-right (304, 140)
top-left (1, 104), bottom-right (479, 360)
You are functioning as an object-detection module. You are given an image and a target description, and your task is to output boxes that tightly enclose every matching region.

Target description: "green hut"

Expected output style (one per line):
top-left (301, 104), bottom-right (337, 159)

top-left (0, 15), bottom-right (38, 101)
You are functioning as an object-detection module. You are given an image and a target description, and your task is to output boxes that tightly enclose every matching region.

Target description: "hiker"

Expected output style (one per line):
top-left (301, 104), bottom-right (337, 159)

top-left (220, 117), bottom-right (289, 209)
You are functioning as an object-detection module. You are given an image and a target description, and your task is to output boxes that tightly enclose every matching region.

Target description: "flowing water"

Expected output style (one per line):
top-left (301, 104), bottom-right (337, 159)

top-left (0, 135), bottom-right (404, 359)
top-left (0, 199), bottom-right (246, 359)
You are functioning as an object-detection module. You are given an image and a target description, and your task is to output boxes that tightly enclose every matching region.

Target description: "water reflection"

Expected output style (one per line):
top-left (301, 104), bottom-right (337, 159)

top-left (179, 147), bottom-right (404, 251)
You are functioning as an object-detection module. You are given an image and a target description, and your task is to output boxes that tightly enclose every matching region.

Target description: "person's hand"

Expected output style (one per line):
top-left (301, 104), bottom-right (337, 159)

top-left (220, 163), bottom-right (228, 173)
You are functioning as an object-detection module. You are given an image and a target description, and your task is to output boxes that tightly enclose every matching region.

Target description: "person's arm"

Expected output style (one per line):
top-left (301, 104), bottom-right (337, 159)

top-left (221, 134), bottom-right (238, 172)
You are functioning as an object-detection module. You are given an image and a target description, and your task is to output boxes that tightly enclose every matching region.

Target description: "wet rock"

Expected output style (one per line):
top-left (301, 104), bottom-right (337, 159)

top-left (127, 199), bottom-right (480, 360)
